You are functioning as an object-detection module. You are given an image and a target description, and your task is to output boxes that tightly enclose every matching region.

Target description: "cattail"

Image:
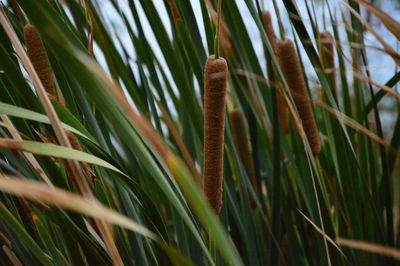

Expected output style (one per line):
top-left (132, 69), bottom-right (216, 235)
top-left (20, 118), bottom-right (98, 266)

top-left (276, 84), bottom-right (289, 133)
top-left (24, 24), bottom-right (57, 100)
top-left (262, 11), bottom-right (277, 51)
top-left (203, 55), bottom-right (228, 214)
top-left (263, 11), bottom-right (289, 133)
top-left (229, 109), bottom-right (256, 190)
top-left (318, 32), bottom-right (336, 98)
top-left (278, 234), bottom-right (289, 266)
top-left (276, 40), bottom-right (321, 156)
top-left (166, 0), bottom-right (181, 23)
top-left (24, 26), bottom-right (95, 182)
top-left (10, 0), bottom-right (22, 18)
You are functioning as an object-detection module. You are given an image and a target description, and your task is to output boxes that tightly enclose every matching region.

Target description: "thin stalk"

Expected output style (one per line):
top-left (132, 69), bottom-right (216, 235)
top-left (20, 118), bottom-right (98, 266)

top-left (270, 73), bottom-right (281, 266)
top-left (214, 0), bottom-right (222, 59)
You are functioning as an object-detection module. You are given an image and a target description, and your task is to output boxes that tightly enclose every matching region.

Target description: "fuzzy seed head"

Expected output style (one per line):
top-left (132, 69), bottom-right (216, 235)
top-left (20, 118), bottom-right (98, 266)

top-left (318, 32), bottom-right (334, 69)
top-left (166, 0), bottom-right (181, 23)
top-left (276, 84), bottom-right (290, 133)
top-left (263, 11), bottom-right (289, 133)
top-left (276, 40), bottom-right (321, 156)
top-left (24, 24), bottom-right (57, 99)
top-left (10, 0), bottom-right (22, 18)
top-left (263, 11), bottom-right (277, 51)
top-left (318, 31), bottom-right (336, 98)
top-left (230, 109), bottom-right (256, 189)
top-left (203, 55), bottom-right (228, 214)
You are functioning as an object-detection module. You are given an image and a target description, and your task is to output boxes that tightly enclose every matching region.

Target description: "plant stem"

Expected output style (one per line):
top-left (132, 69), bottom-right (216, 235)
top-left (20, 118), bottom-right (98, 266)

top-left (214, 0), bottom-right (222, 58)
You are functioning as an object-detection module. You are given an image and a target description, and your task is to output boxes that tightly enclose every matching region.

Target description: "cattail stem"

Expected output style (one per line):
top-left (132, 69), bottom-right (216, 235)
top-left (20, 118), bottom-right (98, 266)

top-left (203, 55), bottom-right (228, 214)
top-left (214, 0), bottom-right (223, 59)
top-left (276, 40), bottom-right (321, 156)
top-left (229, 109), bottom-right (256, 190)
top-left (318, 32), bottom-right (336, 99)
top-left (208, 1), bottom-right (232, 56)
top-left (24, 24), bottom-right (57, 100)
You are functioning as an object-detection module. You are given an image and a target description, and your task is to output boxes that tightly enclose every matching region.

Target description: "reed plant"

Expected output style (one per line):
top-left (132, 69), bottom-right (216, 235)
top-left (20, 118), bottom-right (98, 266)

top-left (0, 0), bottom-right (399, 265)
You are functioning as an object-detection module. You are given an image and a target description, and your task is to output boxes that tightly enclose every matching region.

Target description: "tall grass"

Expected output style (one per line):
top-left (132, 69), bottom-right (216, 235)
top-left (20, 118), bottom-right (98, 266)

top-left (0, 0), bottom-right (399, 265)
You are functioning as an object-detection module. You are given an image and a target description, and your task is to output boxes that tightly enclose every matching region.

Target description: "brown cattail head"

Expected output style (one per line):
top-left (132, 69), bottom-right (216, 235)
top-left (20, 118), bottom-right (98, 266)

top-left (318, 31), bottom-right (336, 98)
top-left (203, 55), bottom-right (228, 214)
top-left (276, 40), bottom-right (321, 156)
top-left (10, 0), bottom-right (22, 18)
top-left (276, 83), bottom-right (290, 133)
top-left (262, 11), bottom-right (277, 52)
top-left (24, 24), bottom-right (57, 100)
top-left (229, 109), bottom-right (256, 189)
top-left (318, 32), bottom-right (334, 70)
top-left (278, 234), bottom-right (289, 266)
top-left (166, 0), bottom-right (181, 23)
top-left (263, 11), bottom-right (289, 133)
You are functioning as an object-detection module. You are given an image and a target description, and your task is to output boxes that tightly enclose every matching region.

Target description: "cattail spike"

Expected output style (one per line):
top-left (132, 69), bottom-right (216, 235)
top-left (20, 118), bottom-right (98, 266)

top-left (10, 0), bottom-right (22, 18)
top-left (276, 83), bottom-right (290, 133)
top-left (203, 55), bottom-right (228, 214)
top-left (318, 32), bottom-right (336, 99)
top-left (166, 0), bottom-right (181, 23)
top-left (263, 11), bottom-right (277, 51)
top-left (278, 235), bottom-right (289, 266)
top-left (263, 11), bottom-right (289, 133)
top-left (24, 24), bottom-right (57, 100)
top-left (276, 40), bottom-right (321, 156)
top-left (230, 109), bottom-right (256, 190)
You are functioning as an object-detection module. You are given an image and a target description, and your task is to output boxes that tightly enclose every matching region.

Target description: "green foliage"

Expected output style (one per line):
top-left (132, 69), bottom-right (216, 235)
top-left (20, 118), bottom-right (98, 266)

top-left (0, 0), bottom-right (399, 265)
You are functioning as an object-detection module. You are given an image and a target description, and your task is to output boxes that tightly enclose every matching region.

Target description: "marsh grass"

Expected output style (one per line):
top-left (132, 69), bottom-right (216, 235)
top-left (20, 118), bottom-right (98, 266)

top-left (0, 0), bottom-right (399, 265)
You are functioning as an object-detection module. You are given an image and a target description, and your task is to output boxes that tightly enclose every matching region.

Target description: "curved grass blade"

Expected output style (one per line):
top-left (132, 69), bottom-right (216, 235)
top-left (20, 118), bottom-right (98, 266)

top-left (0, 138), bottom-right (126, 176)
top-left (0, 102), bottom-right (94, 142)
top-left (0, 177), bottom-right (157, 239)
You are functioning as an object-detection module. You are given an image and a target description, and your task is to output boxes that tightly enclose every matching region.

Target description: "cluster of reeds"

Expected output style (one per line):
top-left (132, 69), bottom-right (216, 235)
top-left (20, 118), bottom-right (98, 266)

top-left (1, 1), bottom-right (399, 265)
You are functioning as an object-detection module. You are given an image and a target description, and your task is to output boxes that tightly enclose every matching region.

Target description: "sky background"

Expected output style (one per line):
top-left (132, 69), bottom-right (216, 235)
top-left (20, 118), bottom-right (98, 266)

top-left (2, 0), bottom-right (399, 135)
top-left (96, 0), bottom-right (400, 134)
top-left (99, 0), bottom-right (399, 82)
